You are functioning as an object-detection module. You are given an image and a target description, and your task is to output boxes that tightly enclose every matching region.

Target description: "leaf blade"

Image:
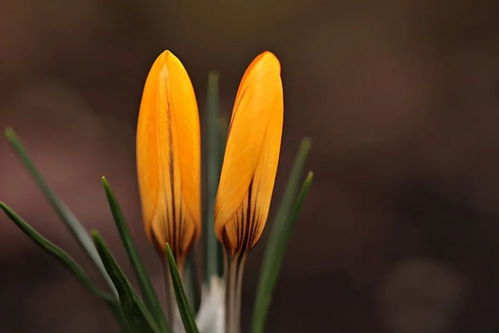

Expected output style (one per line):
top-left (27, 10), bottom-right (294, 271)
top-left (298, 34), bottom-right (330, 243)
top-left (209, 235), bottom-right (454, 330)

top-left (92, 230), bottom-right (161, 333)
top-left (270, 138), bottom-right (311, 237)
top-left (165, 243), bottom-right (199, 333)
top-left (101, 177), bottom-right (171, 333)
top-left (204, 71), bottom-right (222, 280)
top-left (0, 202), bottom-right (112, 301)
top-left (4, 128), bottom-right (117, 297)
top-left (250, 137), bottom-right (313, 333)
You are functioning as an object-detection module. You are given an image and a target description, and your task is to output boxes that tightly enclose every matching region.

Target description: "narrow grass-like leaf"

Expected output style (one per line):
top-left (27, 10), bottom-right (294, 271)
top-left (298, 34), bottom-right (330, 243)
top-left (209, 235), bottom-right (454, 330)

top-left (216, 115), bottom-right (228, 276)
top-left (92, 230), bottom-right (161, 333)
top-left (0, 202), bottom-right (113, 301)
top-left (1, 204), bottom-right (131, 330)
top-left (101, 177), bottom-right (171, 333)
top-left (217, 116), bottom-right (228, 169)
top-left (165, 243), bottom-right (199, 333)
top-left (204, 71), bottom-right (222, 281)
top-left (3, 128), bottom-right (116, 297)
top-left (251, 164), bottom-right (314, 333)
top-left (107, 300), bottom-right (135, 333)
top-left (270, 138), bottom-right (311, 237)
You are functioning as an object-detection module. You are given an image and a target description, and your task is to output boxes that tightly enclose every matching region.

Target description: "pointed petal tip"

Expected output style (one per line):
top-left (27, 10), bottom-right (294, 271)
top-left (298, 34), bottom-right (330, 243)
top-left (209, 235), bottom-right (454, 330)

top-left (158, 49), bottom-right (173, 58)
top-left (259, 50), bottom-right (278, 60)
top-left (152, 50), bottom-right (169, 65)
top-left (152, 50), bottom-right (182, 67)
top-left (254, 51), bottom-right (281, 72)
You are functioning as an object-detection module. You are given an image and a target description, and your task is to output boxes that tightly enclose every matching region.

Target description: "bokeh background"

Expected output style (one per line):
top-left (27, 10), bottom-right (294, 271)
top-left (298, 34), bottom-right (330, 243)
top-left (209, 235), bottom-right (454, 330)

top-left (2, 0), bottom-right (499, 332)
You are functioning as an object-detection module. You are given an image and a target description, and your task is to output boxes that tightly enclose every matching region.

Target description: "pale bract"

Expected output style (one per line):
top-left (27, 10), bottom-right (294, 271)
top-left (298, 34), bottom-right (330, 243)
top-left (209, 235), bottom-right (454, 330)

top-left (196, 276), bottom-right (225, 333)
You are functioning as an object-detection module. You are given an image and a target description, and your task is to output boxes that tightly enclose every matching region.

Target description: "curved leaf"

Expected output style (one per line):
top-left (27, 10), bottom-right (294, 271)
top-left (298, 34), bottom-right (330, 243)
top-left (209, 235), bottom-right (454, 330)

top-left (92, 230), bottom-right (161, 333)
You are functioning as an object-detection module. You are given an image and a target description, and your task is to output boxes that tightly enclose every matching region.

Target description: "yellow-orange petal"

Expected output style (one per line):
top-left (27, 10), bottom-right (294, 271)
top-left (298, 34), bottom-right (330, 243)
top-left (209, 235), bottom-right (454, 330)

top-left (136, 50), bottom-right (201, 265)
top-left (214, 51), bottom-right (283, 256)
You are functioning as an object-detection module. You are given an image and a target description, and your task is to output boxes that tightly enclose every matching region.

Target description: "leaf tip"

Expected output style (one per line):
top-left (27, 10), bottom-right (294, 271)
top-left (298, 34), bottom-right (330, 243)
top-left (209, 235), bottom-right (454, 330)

top-left (306, 171), bottom-right (314, 181)
top-left (4, 127), bottom-right (15, 140)
top-left (0, 202), bottom-right (13, 217)
top-left (208, 70), bottom-right (220, 80)
top-left (301, 137), bottom-right (312, 150)
top-left (101, 176), bottom-right (109, 187)
top-left (89, 229), bottom-right (101, 240)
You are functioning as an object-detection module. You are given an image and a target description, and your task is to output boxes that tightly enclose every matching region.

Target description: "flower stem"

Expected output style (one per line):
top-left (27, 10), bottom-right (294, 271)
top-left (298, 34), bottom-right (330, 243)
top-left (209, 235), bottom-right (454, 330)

top-left (225, 251), bottom-right (247, 333)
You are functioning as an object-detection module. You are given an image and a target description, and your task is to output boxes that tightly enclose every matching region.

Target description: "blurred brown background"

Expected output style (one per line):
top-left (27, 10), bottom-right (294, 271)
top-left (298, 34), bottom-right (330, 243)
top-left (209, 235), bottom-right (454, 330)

top-left (2, 0), bottom-right (499, 332)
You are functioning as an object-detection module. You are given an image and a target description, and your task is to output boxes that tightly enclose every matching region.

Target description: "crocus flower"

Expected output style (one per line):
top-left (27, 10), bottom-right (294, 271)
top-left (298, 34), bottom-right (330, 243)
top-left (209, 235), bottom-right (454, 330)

top-left (214, 51), bottom-right (283, 257)
top-left (136, 50), bottom-right (201, 267)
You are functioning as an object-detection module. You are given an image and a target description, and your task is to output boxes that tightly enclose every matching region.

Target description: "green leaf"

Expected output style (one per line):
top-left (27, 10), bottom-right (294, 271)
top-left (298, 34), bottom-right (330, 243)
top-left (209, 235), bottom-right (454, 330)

top-left (270, 138), bottom-right (311, 238)
top-left (204, 71), bottom-right (222, 281)
top-left (217, 115), bottom-right (229, 276)
top-left (218, 116), bottom-right (228, 167)
top-left (107, 300), bottom-right (135, 333)
top-left (250, 137), bottom-right (313, 333)
top-left (101, 177), bottom-right (171, 333)
top-left (251, 172), bottom-right (314, 333)
top-left (0, 202), bottom-right (113, 302)
top-left (92, 230), bottom-right (161, 333)
top-left (0, 202), bottom-right (134, 331)
top-left (3, 128), bottom-right (117, 297)
top-left (165, 243), bottom-right (200, 333)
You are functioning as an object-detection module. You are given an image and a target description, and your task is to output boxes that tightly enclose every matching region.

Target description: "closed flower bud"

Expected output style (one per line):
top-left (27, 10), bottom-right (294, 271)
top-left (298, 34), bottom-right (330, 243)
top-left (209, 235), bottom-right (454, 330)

top-left (215, 51), bottom-right (283, 256)
top-left (136, 50), bottom-right (201, 266)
